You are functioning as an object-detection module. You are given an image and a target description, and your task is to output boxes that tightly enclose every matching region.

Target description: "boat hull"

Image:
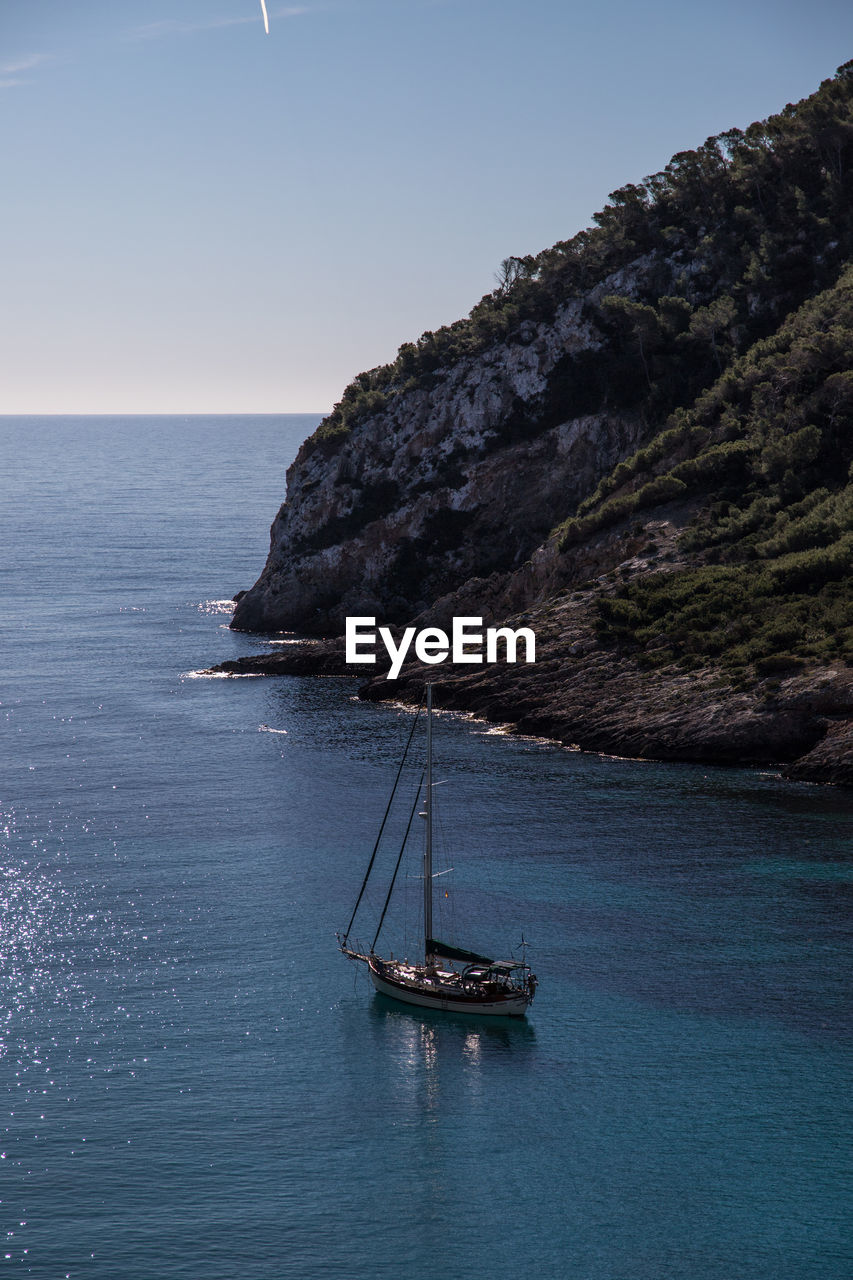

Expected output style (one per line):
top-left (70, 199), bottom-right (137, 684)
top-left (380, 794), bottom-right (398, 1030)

top-left (368, 958), bottom-right (530, 1018)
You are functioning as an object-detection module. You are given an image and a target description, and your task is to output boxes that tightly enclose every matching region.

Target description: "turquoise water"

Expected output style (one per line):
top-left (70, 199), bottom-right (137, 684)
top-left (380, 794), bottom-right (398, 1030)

top-left (1, 415), bottom-right (851, 1279)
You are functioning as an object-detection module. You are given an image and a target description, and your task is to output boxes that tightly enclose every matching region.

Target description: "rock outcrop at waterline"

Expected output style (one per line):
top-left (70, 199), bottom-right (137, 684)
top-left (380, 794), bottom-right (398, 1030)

top-left (215, 552), bottom-right (853, 788)
top-left (223, 66), bottom-right (853, 784)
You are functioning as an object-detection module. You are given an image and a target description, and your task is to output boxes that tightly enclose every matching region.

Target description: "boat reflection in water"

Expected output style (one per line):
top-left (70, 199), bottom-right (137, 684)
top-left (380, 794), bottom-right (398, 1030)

top-left (368, 996), bottom-right (538, 1054)
top-left (339, 684), bottom-right (538, 1018)
top-left (367, 997), bottom-right (537, 1118)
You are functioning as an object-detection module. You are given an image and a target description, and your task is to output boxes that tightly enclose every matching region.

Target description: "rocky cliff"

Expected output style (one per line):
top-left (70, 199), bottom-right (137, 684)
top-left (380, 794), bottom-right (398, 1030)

top-left (231, 260), bottom-right (651, 635)
top-left (223, 65), bottom-right (853, 784)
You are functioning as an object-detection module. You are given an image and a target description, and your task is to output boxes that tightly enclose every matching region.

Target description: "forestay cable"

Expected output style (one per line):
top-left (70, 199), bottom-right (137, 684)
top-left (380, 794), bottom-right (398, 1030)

top-left (371, 770), bottom-right (425, 954)
top-left (341, 696), bottom-right (423, 946)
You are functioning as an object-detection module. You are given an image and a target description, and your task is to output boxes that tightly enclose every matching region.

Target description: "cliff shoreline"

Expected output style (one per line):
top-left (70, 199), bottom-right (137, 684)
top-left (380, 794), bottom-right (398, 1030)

top-left (221, 69), bottom-right (853, 785)
top-left (209, 635), bottom-right (853, 787)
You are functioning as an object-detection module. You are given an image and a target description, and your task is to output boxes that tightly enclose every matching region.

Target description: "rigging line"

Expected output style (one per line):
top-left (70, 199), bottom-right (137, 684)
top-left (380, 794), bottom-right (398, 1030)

top-left (341, 695), bottom-right (424, 945)
top-left (371, 769), bottom-right (425, 954)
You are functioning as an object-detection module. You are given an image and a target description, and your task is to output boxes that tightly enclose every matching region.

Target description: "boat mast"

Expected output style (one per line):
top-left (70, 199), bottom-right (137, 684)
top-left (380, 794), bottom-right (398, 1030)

top-left (424, 683), bottom-right (434, 969)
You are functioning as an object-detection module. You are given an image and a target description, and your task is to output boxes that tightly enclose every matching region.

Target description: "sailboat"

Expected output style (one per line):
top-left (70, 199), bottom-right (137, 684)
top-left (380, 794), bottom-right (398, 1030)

top-left (339, 684), bottom-right (537, 1017)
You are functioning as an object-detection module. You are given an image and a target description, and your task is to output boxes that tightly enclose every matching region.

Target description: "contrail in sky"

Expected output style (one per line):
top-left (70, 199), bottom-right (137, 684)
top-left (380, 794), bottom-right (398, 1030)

top-left (260, 0), bottom-right (270, 34)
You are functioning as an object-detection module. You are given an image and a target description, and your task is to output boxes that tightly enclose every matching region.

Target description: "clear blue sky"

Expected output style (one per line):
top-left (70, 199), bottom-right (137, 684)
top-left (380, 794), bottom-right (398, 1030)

top-left (2, 0), bottom-right (851, 414)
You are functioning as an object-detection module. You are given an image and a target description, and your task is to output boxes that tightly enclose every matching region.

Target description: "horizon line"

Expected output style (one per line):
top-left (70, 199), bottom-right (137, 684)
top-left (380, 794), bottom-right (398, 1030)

top-left (0, 409), bottom-right (330, 418)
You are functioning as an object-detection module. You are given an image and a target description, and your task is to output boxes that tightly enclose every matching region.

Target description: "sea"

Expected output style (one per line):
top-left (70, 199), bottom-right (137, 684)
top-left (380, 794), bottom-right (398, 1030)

top-left (1, 414), bottom-right (851, 1280)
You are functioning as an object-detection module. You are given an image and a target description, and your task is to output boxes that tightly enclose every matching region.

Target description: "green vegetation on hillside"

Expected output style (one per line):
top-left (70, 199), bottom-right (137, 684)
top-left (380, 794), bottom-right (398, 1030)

top-left (583, 269), bottom-right (853, 680)
top-left (307, 61), bottom-right (853, 454)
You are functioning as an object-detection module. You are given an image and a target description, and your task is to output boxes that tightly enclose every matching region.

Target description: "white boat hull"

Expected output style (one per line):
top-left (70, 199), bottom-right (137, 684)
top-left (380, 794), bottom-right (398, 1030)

top-left (369, 959), bottom-right (530, 1017)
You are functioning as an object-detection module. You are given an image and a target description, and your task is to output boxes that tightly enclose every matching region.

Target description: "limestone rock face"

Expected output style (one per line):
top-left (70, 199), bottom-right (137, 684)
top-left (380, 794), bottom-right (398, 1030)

top-left (221, 62), bottom-right (853, 783)
top-left (230, 261), bottom-right (660, 634)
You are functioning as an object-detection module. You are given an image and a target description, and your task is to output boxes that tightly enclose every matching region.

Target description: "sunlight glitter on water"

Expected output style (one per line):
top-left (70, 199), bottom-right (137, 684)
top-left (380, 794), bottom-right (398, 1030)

top-left (195, 599), bottom-right (236, 615)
